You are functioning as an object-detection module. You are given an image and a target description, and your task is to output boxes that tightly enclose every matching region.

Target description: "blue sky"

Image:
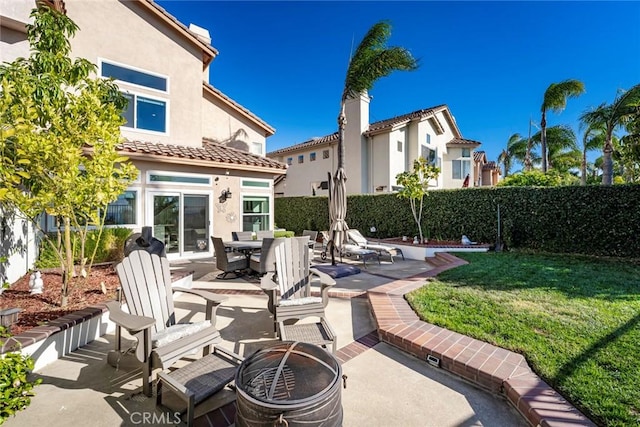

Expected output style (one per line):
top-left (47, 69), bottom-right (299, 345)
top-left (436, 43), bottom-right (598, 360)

top-left (158, 1), bottom-right (640, 168)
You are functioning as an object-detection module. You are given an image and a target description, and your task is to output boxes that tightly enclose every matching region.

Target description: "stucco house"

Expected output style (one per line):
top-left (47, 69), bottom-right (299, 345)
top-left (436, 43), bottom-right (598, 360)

top-left (473, 151), bottom-right (502, 186)
top-left (0, 0), bottom-right (285, 277)
top-left (267, 94), bottom-right (498, 197)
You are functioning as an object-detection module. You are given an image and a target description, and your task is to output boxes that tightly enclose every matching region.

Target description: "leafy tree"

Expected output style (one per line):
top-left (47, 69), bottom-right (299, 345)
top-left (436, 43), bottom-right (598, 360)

top-left (615, 104), bottom-right (640, 182)
top-left (498, 170), bottom-right (578, 187)
top-left (328, 20), bottom-right (418, 257)
top-left (580, 84), bottom-right (640, 185)
top-left (396, 157), bottom-right (440, 243)
top-left (539, 80), bottom-right (585, 172)
top-left (0, 6), bottom-right (137, 306)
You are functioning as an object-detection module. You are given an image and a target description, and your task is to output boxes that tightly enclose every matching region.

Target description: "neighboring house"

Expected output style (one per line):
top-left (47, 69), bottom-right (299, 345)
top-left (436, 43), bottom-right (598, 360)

top-left (267, 94), bottom-right (494, 197)
top-left (473, 151), bottom-right (502, 186)
top-left (1, 0), bottom-right (286, 268)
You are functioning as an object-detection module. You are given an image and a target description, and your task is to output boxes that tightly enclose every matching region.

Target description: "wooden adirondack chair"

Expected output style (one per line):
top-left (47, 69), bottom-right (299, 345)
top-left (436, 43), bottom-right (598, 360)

top-left (106, 249), bottom-right (229, 397)
top-left (260, 236), bottom-right (336, 335)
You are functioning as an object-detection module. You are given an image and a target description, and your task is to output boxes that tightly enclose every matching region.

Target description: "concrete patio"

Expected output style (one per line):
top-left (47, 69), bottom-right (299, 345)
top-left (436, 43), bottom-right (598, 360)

top-left (4, 252), bottom-right (545, 426)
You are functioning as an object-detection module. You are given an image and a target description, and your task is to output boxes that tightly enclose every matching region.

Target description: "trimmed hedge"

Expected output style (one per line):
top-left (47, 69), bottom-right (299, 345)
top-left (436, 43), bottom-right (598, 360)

top-left (275, 185), bottom-right (640, 258)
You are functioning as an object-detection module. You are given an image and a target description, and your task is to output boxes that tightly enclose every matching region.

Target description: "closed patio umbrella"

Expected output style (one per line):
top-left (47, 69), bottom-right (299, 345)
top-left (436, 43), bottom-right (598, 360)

top-left (328, 167), bottom-right (348, 265)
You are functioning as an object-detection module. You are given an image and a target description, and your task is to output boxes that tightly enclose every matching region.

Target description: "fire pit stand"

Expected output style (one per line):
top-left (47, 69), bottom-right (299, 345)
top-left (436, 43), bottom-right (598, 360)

top-left (235, 341), bottom-right (344, 427)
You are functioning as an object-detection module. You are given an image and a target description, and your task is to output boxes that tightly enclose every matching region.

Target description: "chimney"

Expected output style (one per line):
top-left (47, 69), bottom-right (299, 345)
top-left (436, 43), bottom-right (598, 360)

top-left (344, 92), bottom-right (371, 194)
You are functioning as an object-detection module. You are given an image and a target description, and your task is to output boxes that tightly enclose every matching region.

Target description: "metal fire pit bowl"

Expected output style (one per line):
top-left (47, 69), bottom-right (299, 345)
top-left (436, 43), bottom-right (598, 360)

top-left (235, 341), bottom-right (343, 427)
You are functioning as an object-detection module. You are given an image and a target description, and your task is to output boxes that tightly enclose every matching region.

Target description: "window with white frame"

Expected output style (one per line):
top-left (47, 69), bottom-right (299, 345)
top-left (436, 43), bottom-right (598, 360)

top-left (310, 152), bottom-right (316, 161)
top-left (322, 150), bottom-right (330, 159)
top-left (397, 141), bottom-right (403, 152)
top-left (242, 196), bottom-right (270, 231)
top-left (287, 157), bottom-right (293, 165)
top-left (100, 60), bottom-right (168, 134)
top-left (298, 155), bottom-right (304, 164)
top-left (452, 148), bottom-right (471, 179)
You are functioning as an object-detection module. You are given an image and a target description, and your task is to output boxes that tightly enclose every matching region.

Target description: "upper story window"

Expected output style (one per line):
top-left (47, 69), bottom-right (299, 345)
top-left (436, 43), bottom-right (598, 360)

top-left (323, 150), bottom-right (330, 159)
top-left (287, 157), bottom-right (293, 166)
top-left (298, 155), bottom-right (304, 164)
top-left (250, 142), bottom-right (264, 156)
top-left (461, 148), bottom-right (471, 157)
top-left (426, 133), bottom-right (431, 145)
top-left (310, 152), bottom-right (316, 161)
top-left (397, 141), bottom-right (403, 152)
top-left (100, 60), bottom-right (169, 134)
top-left (421, 145), bottom-right (437, 166)
top-left (121, 93), bottom-right (167, 133)
top-left (101, 60), bottom-right (168, 92)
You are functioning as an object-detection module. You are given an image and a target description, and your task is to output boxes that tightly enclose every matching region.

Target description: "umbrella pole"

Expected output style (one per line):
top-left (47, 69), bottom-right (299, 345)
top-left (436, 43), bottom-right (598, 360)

top-left (327, 171), bottom-right (336, 265)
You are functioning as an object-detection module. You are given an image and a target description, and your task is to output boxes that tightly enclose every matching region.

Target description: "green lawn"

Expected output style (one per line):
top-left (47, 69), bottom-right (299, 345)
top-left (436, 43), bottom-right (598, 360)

top-left (405, 252), bottom-right (640, 427)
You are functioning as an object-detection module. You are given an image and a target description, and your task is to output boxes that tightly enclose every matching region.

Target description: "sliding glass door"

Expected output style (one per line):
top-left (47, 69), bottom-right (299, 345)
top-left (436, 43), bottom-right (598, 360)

top-left (149, 192), bottom-right (210, 257)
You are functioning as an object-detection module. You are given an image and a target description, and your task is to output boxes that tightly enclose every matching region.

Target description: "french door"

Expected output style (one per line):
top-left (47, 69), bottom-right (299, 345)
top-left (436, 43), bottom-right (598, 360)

top-left (149, 192), bottom-right (211, 257)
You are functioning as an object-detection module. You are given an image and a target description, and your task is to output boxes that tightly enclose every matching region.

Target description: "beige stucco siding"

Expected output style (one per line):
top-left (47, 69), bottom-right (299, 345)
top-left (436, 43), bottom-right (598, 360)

top-left (272, 144), bottom-right (337, 197)
top-left (202, 91), bottom-right (267, 155)
top-left (128, 160), bottom-right (274, 243)
top-left (66, 0), bottom-right (203, 147)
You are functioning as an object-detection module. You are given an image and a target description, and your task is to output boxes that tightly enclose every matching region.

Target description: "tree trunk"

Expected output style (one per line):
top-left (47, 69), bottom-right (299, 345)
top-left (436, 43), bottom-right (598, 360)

top-left (61, 217), bottom-right (73, 307)
top-left (541, 110), bottom-right (548, 172)
top-left (581, 150), bottom-right (587, 186)
top-left (602, 136), bottom-right (614, 186)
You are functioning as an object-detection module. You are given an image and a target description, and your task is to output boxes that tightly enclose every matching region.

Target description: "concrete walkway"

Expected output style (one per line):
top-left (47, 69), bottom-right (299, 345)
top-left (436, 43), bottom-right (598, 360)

top-left (6, 253), bottom-right (530, 426)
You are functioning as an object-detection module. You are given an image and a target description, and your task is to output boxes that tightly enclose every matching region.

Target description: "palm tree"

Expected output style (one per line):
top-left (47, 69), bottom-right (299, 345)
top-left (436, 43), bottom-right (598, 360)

top-left (531, 124), bottom-right (579, 172)
top-left (336, 21), bottom-right (418, 171)
top-left (498, 133), bottom-right (527, 176)
top-left (328, 21), bottom-right (418, 263)
top-left (579, 123), bottom-right (606, 185)
top-left (540, 80), bottom-right (585, 172)
top-left (580, 84), bottom-right (640, 185)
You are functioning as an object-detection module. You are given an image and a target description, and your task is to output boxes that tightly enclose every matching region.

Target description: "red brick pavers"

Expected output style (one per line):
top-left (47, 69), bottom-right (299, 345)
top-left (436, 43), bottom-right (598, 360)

top-left (370, 254), bottom-right (596, 427)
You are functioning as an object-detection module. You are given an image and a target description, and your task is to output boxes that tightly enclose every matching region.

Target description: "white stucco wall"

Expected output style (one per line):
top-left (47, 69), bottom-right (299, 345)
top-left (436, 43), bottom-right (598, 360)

top-left (271, 144), bottom-right (337, 197)
top-left (66, 0), bottom-right (204, 147)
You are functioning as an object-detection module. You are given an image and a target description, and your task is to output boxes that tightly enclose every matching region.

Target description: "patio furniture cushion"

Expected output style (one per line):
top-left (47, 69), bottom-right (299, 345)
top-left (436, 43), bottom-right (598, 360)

top-left (152, 321), bottom-right (212, 348)
top-left (279, 296), bottom-right (323, 307)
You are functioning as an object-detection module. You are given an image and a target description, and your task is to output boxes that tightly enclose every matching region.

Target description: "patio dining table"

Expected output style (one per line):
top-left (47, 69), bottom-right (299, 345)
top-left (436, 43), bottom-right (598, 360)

top-left (223, 240), bottom-right (262, 259)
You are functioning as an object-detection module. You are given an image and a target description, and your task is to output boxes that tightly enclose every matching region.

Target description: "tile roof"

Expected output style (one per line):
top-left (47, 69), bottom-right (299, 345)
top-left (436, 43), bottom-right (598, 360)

top-left (267, 132), bottom-right (339, 156)
top-left (118, 139), bottom-right (286, 171)
top-left (267, 104), bottom-right (454, 156)
top-left (364, 104), bottom-right (448, 136)
top-left (473, 150), bottom-right (486, 162)
top-left (482, 161), bottom-right (500, 171)
top-left (203, 83), bottom-right (275, 136)
top-left (446, 137), bottom-right (482, 147)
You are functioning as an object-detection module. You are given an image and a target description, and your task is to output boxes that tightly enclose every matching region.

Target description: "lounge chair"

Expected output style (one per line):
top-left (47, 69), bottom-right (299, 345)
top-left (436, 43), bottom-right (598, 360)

top-left (106, 249), bottom-right (229, 397)
top-left (302, 229), bottom-right (319, 250)
top-left (260, 236), bottom-right (336, 335)
top-left (347, 229), bottom-right (404, 262)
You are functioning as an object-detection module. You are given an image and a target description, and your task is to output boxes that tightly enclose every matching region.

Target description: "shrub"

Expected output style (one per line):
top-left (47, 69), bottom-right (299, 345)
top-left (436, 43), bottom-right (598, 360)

top-left (274, 230), bottom-right (295, 238)
top-left (0, 327), bottom-right (42, 423)
top-left (36, 227), bottom-right (132, 269)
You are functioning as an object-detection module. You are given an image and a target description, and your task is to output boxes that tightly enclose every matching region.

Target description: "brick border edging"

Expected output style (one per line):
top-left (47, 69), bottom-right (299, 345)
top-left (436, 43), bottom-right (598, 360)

top-left (367, 252), bottom-right (596, 427)
top-left (0, 303), bottom-right (109, 354)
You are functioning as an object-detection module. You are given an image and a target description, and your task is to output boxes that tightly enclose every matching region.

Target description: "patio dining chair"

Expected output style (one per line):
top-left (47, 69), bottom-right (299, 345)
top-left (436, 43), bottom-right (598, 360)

top-left (260, 236), bottom-right (336, 336)
top-left (211, 236), bottom-right (249, 279)
top-left (106, 249), bottom-right (230, 397)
